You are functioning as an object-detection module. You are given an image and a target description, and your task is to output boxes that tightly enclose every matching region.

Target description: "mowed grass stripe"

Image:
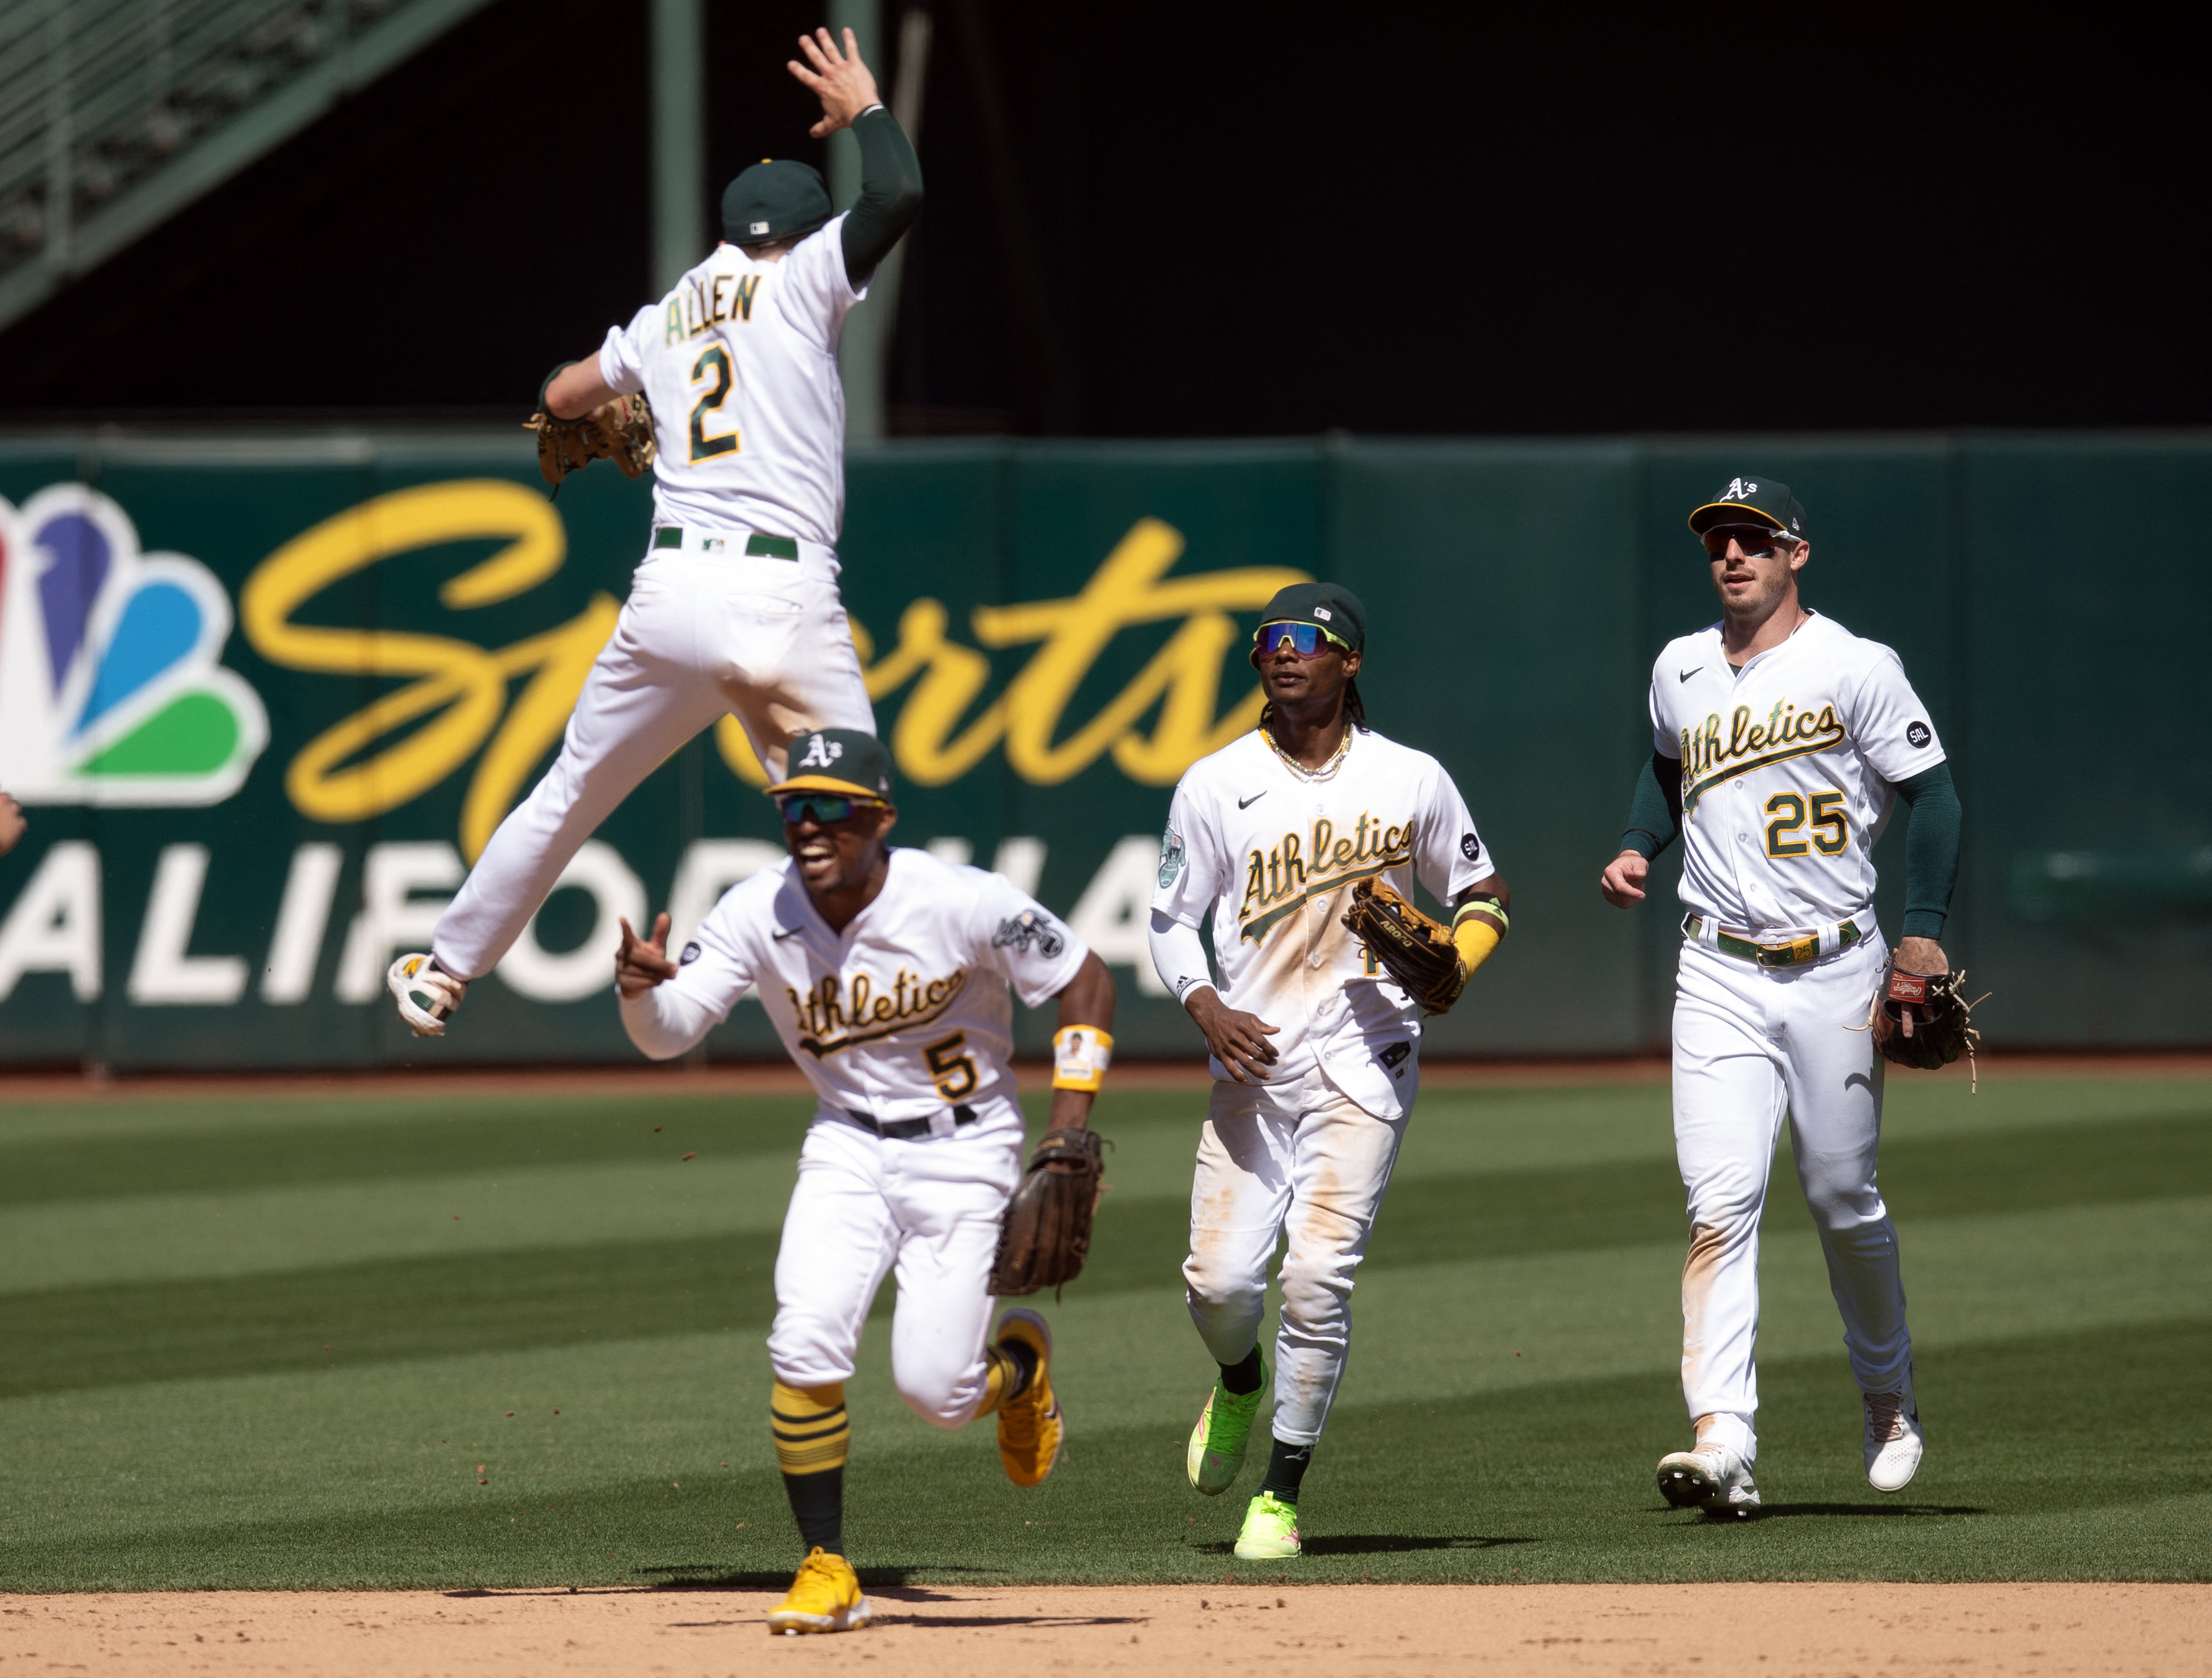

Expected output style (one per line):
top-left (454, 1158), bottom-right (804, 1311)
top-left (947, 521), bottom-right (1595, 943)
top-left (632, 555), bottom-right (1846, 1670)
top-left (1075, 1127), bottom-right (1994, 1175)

top-left (1, 1319), bottom-right (2203, 1588)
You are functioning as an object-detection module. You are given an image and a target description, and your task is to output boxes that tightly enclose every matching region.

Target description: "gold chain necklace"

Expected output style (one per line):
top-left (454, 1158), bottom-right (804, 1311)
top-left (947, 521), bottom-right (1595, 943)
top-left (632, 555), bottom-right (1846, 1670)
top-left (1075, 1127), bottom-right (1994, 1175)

top-left (1260, 721), bottom-right (1353, 783)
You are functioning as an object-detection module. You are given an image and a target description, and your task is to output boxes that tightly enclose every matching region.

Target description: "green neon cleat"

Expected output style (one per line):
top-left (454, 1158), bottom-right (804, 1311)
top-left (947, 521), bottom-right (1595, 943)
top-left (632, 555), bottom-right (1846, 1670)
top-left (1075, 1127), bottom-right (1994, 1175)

top-left (1233, 1491), bottom-right (1301, 1560)
top-left (1186, 1364), bottom-right (1267, 1495)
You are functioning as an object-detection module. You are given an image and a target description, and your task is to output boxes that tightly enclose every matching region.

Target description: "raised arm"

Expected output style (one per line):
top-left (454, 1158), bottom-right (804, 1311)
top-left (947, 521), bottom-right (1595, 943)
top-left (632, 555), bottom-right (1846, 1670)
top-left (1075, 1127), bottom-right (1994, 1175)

top-left (786, 27), bottom-right (924, 287)
top-left (615, 912), bottom-right (721, 1060)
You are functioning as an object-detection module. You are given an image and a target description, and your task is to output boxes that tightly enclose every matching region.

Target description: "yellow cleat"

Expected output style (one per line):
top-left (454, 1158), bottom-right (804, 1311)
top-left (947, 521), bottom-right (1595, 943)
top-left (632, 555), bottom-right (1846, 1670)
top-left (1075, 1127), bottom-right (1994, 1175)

top-left (766, 1547), bottom-right (873, 1635)
top-left (994, 1307), bottom-right (1064, 1487)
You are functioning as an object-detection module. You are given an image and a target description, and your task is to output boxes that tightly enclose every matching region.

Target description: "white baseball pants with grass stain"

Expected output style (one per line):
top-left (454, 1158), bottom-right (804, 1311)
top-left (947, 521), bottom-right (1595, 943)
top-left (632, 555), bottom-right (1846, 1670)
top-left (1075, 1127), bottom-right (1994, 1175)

top-left (1671, 933), bottom-right (1912, 1462)
top-left (767, 1106), bottom-right (1026, 1429)
top-left (1183, 1068), bottom-right (1410, 1446)
top-left (431, 543), bottom-right (873, 981)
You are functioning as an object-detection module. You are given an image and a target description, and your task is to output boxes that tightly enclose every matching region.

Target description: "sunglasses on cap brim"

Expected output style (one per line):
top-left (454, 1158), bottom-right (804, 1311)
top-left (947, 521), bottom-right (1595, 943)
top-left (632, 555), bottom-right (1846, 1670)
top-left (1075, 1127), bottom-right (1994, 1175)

top-left (1251, 620), bottom-right (1352, 659)
top-left (777, 792), bottom-right (882, 825)
top-left (1701, 526), bottom-right (1799, 559)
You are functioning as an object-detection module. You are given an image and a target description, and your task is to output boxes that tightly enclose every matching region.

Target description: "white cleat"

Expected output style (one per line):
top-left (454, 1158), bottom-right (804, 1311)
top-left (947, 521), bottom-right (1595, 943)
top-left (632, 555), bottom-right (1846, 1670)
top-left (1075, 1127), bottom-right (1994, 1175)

top-left (1865, 1385), bottom-right (1924, 1492)
top-left (387, 952), bottom-right (467, 1037)
top-left (1656, 1442), bottom-right (1761, 1519)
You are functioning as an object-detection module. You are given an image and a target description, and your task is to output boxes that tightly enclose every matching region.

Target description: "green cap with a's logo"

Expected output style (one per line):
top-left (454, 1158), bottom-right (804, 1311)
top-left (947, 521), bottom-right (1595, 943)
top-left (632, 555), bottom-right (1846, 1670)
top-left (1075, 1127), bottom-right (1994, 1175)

top-left (1249, 580), bottom-right (1366, 663)
top-left (1688, 475), bottom-right (1810, 541)
top-left (766, 728), bottom-right (893, 800)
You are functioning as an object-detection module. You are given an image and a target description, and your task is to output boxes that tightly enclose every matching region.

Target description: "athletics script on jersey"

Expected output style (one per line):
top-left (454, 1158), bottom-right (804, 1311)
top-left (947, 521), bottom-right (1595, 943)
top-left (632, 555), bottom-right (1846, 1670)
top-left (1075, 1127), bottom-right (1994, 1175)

top-left (787, 967), bottom-right (969, 1058)
top-left (1680, 699), bottom-right (1848, 814)
top-left (1238, 812), bottom-right (1416, 942)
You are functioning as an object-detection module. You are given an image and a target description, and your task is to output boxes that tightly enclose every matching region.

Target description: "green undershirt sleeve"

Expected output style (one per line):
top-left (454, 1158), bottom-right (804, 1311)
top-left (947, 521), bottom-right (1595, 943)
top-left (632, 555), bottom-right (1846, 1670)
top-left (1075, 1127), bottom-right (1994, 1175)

top-left (841, 107), bottom-right (924, 288)
top-left (1895, 762), bottom-right (1960, 941)
top-left (1620, 752), bottom-right (1683, 860)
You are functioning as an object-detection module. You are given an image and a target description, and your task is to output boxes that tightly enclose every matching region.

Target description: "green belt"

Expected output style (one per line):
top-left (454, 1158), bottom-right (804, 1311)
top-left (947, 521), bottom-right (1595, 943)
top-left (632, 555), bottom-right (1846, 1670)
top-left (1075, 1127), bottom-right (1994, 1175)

top-left (651, 527), bottom-right (799, 560)
top-left (1683, 911), bottom-right (1863, 969)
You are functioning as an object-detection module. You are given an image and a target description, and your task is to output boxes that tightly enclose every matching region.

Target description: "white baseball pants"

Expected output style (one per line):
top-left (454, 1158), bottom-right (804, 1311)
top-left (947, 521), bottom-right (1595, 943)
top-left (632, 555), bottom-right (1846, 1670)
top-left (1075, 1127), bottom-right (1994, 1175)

top-left (767, 1107), bottom-right (1026, 1429)
top-left (432, 543), bottom-right (873, 980)
top-left (1671, 932), bottom-right (1911, 1462)
top-left (1184, 1068), bottom-right (1409, 1446)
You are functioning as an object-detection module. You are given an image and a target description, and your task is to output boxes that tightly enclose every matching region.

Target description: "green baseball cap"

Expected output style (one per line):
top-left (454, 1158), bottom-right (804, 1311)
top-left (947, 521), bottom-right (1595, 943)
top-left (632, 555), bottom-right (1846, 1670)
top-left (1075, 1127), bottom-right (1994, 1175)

top-left (766, 728), bottom-right (893, 801)
top-left (1687, 475), bottom-right (1810, 541)
top-left (1249, 581), bottom-right (1366, 665)
top-left (721, 159), bottom-right (833, 246)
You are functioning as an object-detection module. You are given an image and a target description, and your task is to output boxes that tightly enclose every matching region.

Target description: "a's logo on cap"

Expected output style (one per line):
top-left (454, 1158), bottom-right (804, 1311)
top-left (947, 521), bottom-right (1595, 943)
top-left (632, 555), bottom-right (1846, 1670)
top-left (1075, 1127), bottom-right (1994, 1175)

top-left (1723, 476), bottom-right (1759, 500)
top-left (797, 734), bottom-right (843, 769)
top-left (749, 219), bottom-right (770, 235)
top-left (1312, 606), bottom-right (1332, 620)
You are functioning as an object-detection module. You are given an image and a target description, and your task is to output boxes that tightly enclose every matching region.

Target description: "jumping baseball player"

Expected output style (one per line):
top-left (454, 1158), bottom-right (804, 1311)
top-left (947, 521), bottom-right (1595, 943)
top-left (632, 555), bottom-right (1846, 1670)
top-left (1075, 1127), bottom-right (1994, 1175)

top-left (616, 728), bottom-right (1118, 1635)
top-left (389, 28), bottom-right (921, 1036)
top-left (1598, 476), bottom-right (1963, 1517)
top-left (1148, 583), bottom-right (1511, 1561)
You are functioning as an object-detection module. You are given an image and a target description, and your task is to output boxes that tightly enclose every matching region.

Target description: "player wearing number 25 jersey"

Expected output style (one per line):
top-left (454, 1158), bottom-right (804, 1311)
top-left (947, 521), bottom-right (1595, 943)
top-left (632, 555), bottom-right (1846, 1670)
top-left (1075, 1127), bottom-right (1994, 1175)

top-left (1600, 475), bottom-right (1963, 1518)
top-left (389, 31), bottom-right (920, 1038)
top-left (618, 729), bottom-right (1118, 1634)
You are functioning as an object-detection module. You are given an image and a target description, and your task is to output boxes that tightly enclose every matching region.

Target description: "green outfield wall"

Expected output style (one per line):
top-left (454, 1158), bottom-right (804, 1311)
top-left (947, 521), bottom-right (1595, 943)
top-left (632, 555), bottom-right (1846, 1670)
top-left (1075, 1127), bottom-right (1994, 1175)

top-left (0, 430), bottom-right (2203, 1068)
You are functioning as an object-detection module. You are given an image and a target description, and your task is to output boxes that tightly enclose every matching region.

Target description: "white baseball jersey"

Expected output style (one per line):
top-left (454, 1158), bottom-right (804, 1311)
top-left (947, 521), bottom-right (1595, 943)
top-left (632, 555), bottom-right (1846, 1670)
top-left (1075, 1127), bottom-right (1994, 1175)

top-left (1153, 727), bottom-right (1494, 1120)
top-left (1653, 610), bottom-right (1945, 936)
top-left (597, 217), bottom-right (862, 548)
top-left (620, 848), bottom-right (1087, 1127)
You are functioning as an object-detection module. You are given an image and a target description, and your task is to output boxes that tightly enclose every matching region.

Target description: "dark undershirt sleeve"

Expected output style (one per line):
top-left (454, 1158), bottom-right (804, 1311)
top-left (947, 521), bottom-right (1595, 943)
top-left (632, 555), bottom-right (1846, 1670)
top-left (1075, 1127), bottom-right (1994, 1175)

top-left (1620, 752), bottom-right (1683, 860)
top-left (1894, 762), bottom-right (1961, 941)
top-left (840, 107), bottom-right (924, 288)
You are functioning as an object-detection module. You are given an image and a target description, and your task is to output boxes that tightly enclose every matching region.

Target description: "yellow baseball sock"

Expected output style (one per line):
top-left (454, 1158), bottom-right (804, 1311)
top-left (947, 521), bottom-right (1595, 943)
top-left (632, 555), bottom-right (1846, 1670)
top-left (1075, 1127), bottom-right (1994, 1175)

top-left (773, 1381), bottom-right (850, 1556)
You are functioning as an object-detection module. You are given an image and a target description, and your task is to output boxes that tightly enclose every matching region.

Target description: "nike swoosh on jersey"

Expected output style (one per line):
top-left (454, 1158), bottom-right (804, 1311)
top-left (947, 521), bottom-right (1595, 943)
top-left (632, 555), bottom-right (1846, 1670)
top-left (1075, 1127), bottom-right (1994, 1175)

top-left (772, 926), bottom-right (803, 941)
top-left (1679, 666), bottom-right (1703, 682)
top-left (1238, 791), bottom-right (1268, 808)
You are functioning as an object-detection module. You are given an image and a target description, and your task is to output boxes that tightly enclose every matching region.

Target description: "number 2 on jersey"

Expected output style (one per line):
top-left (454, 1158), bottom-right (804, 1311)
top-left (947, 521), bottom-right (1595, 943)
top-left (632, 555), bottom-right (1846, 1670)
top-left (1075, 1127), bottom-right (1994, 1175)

top-left (1763, 789), bottom-right (1849, 858)
top-left (688, 346), bottom-right (739, 462)
top-left (924, 1031), bottom-right (979, 1101)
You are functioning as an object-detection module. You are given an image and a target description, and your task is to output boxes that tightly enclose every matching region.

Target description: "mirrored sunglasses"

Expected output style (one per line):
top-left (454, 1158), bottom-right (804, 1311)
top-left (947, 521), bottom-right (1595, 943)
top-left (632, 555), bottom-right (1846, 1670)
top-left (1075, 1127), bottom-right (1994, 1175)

top-left (777, 793), bottom-right (876, 825)
top-left (1701, 526), bottom-right (1795, 559)
top-left (1252, 620), bottom-right (1346, 659)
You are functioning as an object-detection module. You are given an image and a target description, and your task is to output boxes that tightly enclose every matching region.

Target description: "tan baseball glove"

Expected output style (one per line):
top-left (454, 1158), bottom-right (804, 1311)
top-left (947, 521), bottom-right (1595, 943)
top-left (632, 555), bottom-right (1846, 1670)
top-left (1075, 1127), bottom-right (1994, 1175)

top-left (990, 1126), bottom-right (1108, 1297)
top-left (1341, 876), bottom-right (1466, 1015)
top-left (524, 389), bottom-right (655, 488)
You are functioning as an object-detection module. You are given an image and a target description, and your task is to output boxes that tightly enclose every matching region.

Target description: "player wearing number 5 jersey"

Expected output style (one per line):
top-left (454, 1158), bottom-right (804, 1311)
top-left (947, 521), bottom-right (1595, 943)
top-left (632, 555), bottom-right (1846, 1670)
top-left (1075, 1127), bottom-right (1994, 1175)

top-left (617, 730), bottom-right (1117, 1634)
top-left (388, 29), bottom-right (919, 1037)
top-left (1599, 476), bottom-right (1963, 1517)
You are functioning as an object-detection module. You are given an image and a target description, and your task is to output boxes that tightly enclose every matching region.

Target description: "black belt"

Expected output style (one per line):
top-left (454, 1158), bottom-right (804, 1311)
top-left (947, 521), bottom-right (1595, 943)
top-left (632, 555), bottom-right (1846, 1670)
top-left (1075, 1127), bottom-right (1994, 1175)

top-left (651, 526), bottom-right (799, 560)
top-left (843, 1104), bottom-right (978, 1140)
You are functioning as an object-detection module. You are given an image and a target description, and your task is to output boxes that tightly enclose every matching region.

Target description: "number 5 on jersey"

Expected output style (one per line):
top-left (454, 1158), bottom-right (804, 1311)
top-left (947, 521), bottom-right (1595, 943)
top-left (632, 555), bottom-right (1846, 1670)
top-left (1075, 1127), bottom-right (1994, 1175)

top-left (925, 1031), bottom-right (979, 1101)
top-left (688, 346), bottom-right (739, 462)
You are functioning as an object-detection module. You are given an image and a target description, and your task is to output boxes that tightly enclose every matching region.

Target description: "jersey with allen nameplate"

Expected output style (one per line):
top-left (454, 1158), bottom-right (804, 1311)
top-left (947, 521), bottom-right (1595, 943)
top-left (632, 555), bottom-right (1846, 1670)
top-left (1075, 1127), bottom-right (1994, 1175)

top-left (1153, 727), bottom-right (1494, 1119)
top-left (1652, 610), bottom-right (1946, 935)
top-left (647, 848), bottom-right (1088, 1125)
top-left (597, 215), bottom-right (863, 546)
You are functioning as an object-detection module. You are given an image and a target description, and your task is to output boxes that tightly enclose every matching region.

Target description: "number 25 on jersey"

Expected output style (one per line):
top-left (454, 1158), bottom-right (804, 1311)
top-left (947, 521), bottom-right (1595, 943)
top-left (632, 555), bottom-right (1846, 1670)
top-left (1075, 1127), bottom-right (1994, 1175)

top-left (1763, 789), bottom-right (1849, 859)
top-left (688, 346), bottom-right (739, 462)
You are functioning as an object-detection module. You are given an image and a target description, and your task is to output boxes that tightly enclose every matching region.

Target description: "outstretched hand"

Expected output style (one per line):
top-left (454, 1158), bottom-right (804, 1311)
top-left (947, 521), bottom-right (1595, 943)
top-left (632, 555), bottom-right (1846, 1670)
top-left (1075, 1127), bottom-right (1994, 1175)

top-left (616, 912), bottom-right (678, 999)
top-left (787, 27), bottom-right (882, 138)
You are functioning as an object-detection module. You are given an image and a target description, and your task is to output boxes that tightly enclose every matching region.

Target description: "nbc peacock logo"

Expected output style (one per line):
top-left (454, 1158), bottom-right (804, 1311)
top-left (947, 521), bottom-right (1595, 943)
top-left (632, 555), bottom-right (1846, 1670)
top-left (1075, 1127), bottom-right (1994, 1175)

top-left (0, 485), bottom-right (268, 806)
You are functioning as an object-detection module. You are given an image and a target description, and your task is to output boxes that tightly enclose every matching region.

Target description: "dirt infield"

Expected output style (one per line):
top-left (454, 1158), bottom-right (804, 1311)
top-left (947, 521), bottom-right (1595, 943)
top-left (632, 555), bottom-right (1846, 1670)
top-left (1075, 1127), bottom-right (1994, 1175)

top-left (1, 1584), bottom-right (2201, 1676)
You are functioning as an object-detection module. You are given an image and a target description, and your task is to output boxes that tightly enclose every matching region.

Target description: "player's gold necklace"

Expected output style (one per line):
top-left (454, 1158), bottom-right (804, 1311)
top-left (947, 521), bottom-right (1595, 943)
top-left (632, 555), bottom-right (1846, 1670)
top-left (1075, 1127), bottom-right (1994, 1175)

top-left (1260, 719), bottom-right (1353, 783)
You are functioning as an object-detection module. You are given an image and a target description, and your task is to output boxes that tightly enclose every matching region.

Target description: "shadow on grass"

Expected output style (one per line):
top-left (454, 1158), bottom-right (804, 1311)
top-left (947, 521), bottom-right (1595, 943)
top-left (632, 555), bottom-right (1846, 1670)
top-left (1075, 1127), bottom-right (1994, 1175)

top-left (625, 1566), bottom-right (1004, 1591)
top-left (1752, 1502), bottom-right (1988, 1520)
top-left (1192, 1534), bottom-right (1537, 1557)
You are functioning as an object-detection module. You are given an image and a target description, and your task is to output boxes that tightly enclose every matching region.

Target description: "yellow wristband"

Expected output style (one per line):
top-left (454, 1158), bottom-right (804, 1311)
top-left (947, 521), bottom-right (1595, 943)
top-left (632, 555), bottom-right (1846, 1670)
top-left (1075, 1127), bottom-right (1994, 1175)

top-left (1453, 913), bottom-right (1503, 977)
top-left (1051, 1025), bottom-right (1114, 1092)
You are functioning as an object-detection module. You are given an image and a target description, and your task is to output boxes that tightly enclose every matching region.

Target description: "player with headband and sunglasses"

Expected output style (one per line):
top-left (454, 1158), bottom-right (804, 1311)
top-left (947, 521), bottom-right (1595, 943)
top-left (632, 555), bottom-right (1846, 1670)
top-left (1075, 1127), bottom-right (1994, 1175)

top-left (615, 728), bottom-right (1116, 1634)
top-left (1148, 582), bottom-right (1512, 1560)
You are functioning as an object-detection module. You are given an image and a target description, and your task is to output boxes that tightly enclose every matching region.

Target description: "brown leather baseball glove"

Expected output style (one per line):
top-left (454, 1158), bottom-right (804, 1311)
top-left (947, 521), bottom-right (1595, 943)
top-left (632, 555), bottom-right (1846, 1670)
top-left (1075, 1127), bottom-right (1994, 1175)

top-left (1870, 963), bottom-right (1983, 1075)
top-left (990, 1126), bottom-right (1107, 1297)
top-left (525, 392), bottom-right (655, 488)
top-left (1341, 876), bottom-right (1466, 1015)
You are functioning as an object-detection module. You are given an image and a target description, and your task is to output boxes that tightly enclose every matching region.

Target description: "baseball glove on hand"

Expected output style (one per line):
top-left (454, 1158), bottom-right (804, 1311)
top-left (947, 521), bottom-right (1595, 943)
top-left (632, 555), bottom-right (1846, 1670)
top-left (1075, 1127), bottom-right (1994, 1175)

top-left (1342, 876), bottom-right (1466, 1015)
top-left (1869, 964), bottom-right (1983, 1075)
top-left (525, 394), bottom-right (655, 488)
top-left (990, 1126), bottom-right (1107, 1298)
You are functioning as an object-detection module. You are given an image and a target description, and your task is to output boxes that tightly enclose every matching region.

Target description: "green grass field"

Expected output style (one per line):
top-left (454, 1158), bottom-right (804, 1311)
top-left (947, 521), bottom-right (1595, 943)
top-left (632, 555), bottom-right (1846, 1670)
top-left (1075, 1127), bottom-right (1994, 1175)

top-left (0, 1069), bottom-right (2206, 1590)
